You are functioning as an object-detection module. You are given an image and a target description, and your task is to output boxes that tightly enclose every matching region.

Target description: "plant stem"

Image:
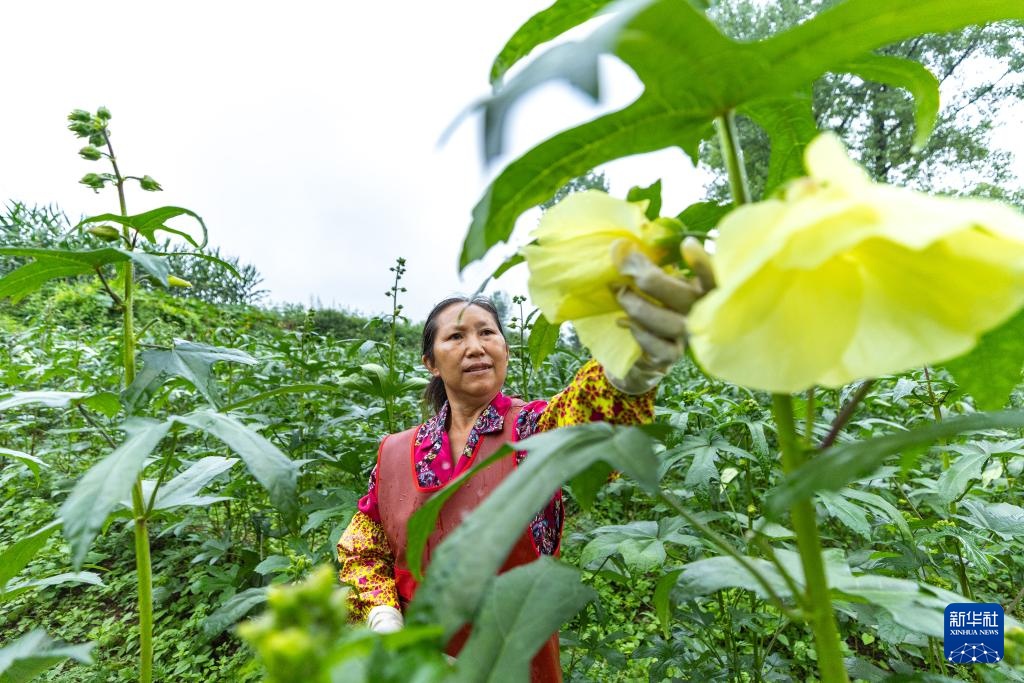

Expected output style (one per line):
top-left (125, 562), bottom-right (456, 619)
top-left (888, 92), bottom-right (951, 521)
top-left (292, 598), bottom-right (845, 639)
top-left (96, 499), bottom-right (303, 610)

top-left (131, 480), bottom-right (154, 683)
top-left (106, 125), bottom-right (154, 683)
top-left (772, 394), bottom-right (848, 683)
top-left (819, 380), bottom-right (873, 450)
top-left (716, 112), bottom-right (752, 206)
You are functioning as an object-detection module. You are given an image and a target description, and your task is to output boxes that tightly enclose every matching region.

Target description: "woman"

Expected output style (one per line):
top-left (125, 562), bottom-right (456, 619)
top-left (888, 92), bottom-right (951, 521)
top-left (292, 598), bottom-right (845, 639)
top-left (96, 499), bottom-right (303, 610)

top-left (337, 249), bottom-right (704, 681)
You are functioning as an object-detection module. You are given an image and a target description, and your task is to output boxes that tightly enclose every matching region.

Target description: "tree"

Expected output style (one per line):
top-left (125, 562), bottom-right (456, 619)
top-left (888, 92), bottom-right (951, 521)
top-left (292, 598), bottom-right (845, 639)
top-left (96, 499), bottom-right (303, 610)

top-left (539, 170), bottom-right (610, 210)
top-left (702, 0), bottom-right (1024, 203)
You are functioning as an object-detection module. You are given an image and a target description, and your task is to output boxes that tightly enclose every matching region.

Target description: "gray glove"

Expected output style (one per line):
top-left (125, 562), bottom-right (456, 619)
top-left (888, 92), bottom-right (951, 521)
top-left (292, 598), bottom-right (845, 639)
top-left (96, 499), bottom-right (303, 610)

top-left (605, 237), bottom-right (715, 394)
top-left (367, 605), bottom-right (404, 634)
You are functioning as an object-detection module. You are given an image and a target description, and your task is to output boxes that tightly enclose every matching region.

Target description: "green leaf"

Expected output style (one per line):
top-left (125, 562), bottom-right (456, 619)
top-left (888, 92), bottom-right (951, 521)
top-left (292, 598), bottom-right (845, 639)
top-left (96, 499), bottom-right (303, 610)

top-left (406, 446), bottom-right (514, 581)
top-left (767, 409), bottom-right (1024, 517)
top-left (817, 490), bottom-right (871, 538)
top-left (490, 252), bottom-right (525, 281)
top-left (145, 456), bottom-right (237, 511)
top-left (654, 568), bottom-right (684, 639)
top-left (60, 419), bottom-right (172, 568)
top-left (527, 315), bottom-right (561, 370)
top-left (0, 630), bottom-right (93, 683)
top-left (79, 392), bottom-right (121, 418)
top-left (944, 308), bottom-right (1024, 411)
top-left (124, 340), bottom-right (257, 411)
top-left (840, 54), bottom-right (940, 152)
top-left (0, 391), bottom-right (86, 411)
top-left (202, 587), bottom-right (268, 638)
top-left (0, 448), bottom-right (47, 477)
top-left (957, 499), bottom-right (1024, 540)
top-left (741, 92), bottom-right (818, 197)
top-left (254, 555), bottom-right (291, 576)
top-left (0, 522), bottom-right (60, 589)
top-left (933, 451), bottom-right (989, 505)
top-left (840, 488), bottom-right (912, 541)
top-left (1, 573), bottom-right (104, 606)
top-left (461, 0), bottom-right (1024, 268)
top-left (489, 0), bottom-right (620, 85)
top-left (0, 248), bottom-right (169, 302)
top-left (78, 206), bottom-right (208, 249)
top-left (626, 179), bottom-right (662, 219)
top-left (222, 383), bottom-right (340, 412)
top-left (172, 411), bottom-right (299, 519)
top-left (676, 201), bottom-right (730, 235)
top-left (408, 424), bottom-right (659, 639)
top-left (454, 558), bottom-right (595, 683)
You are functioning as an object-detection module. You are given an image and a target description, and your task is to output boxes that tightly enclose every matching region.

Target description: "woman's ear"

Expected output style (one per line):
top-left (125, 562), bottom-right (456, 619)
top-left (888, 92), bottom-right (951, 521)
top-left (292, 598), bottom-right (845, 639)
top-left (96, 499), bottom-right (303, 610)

top-left (423, 355), bottom-right (440, 376)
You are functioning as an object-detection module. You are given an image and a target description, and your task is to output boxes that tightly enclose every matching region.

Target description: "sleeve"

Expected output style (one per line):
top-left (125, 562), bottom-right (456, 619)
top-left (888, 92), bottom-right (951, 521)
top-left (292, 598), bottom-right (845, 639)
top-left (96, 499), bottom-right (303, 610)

top-left (535, 358), bottom-right (655, 433)
top-left (336, 511), bottom-right (400, 622)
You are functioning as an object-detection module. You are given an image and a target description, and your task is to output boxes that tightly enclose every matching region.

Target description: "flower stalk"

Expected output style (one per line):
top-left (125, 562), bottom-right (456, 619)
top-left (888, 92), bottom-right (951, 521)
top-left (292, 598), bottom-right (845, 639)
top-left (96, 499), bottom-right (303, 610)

top-left (716, 112), bottom-right (848, 682)
top-left (773, 394), bottom-right (849, 683)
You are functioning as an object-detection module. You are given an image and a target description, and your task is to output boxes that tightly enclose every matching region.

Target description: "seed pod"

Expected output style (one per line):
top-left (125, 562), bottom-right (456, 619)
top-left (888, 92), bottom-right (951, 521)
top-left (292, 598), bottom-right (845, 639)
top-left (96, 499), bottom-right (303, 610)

top-left (68, 109), bottom-right (92, 123)
top-left (79, 173), bottom-right (105, 190)
top-left (139, 175), bottom-right (162, 191)
top-left (167, 275), bottom-right (193, 288)
top-left (79, 146), bottom-right (103, 161)
top-left (87, 225), bottom-right (121, 242)
top-left (96, 106), bottom-right (112, 121)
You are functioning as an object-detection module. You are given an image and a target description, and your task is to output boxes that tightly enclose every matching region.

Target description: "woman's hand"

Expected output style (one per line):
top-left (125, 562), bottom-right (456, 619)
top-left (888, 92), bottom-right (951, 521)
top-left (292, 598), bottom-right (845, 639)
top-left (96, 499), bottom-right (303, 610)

top-left (605, 237), bottom-right (715, 394)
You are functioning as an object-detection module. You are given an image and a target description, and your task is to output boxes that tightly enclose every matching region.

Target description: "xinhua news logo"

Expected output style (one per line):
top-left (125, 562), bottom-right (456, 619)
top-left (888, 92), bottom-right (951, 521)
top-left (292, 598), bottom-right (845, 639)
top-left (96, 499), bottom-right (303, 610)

top-left (944, 603), bottom-right (1004, 664)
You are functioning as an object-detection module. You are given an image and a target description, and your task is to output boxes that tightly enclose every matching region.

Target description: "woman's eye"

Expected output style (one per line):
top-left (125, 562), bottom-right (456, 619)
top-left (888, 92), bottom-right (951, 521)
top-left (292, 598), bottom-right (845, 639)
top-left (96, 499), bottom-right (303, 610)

top-left (449, 333), bottom-right (462, 340)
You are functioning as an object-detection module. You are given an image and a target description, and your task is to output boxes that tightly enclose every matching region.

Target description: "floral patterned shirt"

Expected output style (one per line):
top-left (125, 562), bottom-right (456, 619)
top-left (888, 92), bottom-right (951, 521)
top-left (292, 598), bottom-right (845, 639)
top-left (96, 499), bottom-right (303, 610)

top-left (337, 359), bottom-right (654, 621)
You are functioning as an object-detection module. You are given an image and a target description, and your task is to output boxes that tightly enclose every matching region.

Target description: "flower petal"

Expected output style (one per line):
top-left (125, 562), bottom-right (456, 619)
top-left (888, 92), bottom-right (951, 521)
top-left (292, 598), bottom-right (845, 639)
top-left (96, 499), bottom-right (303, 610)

top-left (531, 190), bottom-right (649, 241)
top-left (574, 312), bottom-right (642, 381)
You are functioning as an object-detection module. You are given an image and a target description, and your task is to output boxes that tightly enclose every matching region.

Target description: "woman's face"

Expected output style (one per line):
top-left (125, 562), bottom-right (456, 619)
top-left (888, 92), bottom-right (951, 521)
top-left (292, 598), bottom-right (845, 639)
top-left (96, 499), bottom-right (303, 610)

top-left (424, 303), bottom-right (508, 407)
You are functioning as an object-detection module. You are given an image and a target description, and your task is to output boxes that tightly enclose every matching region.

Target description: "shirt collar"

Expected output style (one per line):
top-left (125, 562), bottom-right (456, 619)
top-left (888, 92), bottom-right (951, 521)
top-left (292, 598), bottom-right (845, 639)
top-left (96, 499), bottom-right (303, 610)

top-left (423, 390), bottom-right (513, 441)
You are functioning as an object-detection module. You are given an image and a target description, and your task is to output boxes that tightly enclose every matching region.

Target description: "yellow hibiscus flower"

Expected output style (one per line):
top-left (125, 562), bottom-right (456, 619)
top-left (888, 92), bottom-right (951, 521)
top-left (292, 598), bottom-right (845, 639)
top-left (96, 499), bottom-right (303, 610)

top-left (522, 190), bottom-right (674, 379)
top-left (688, 133), bottom-right (1024, 394)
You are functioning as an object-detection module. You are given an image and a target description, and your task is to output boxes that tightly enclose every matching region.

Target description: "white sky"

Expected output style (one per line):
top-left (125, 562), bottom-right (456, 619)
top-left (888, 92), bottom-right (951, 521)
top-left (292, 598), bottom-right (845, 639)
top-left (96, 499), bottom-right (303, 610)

top-left (3, 3), bottom-right (1022, 322)
top-left (0, 1), bottom-right (707, 321)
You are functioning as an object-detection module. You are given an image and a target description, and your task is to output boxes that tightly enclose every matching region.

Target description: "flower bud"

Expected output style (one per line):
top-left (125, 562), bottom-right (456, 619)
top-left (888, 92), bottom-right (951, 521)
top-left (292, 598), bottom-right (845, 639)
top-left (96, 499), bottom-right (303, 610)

top-left (68, 122), bottom-right (92, 137)
top-left (68, 109), bottom-right (92, 123)
top-left (139, 175), bottom-right (163, 192)
top-left (167, 276), bottom-right (192, 288)
top-left (79, 173), bottom-right (106, 190)
top-left (79, 146), bottom-right (103, 161)
top-left (96, 106), bottom-right (112, 121)
top-left (89, 133), bottom-right (105, 147)
top-left (87, 225), bottom-right (121, 242)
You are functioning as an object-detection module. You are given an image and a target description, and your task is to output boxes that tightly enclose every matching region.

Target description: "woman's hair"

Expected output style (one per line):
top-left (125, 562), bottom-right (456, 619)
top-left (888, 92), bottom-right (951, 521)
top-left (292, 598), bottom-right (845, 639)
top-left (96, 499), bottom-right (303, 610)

top-left (422, 296), bottom-right (505, 414)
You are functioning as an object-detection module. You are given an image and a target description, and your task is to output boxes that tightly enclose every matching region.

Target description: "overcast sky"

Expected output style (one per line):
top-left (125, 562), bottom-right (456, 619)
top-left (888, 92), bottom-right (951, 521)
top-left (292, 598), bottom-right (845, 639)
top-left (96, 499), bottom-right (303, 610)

top-left (0, 1), bottom-right (709, 321)
top-left (4, 3), bottom-right (1022, 323)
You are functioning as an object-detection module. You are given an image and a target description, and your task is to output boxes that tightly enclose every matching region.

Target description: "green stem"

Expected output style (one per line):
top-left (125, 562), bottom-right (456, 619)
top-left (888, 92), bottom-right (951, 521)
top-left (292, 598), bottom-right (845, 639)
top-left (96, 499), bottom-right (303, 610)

top-left (716, 112), bottom-right (752, 205)
top-left (131, 480), bottom-right (154, 683)
top-left (106, 126), bottom-right (153, 683)
top-left (772, 394), bottom-right (848, 683)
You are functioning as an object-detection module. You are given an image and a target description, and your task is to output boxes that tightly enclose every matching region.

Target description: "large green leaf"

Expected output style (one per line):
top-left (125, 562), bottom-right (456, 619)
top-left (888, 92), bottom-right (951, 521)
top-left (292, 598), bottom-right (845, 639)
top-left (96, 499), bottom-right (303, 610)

top-left (579, 518), bottom-right (700, 571)
top-left (841, 54), bottom-right (940, 151)
top-left (741, 92), bottom-right (818, 197)
top-left (78, 206), bottom-right (208, 249)
top-left (0, 630), bottom-right (92, 683)
top-left (202, 587), bottom-right (268, 638)
top-left (454, 558), bottom-right (595, 683)
top-left (0, 448), bottom-right (47, 477)
top-left (124, 340), bottom-right (257, 411)
top-left (173, 411), bottom-right (299, 519)
top-left (489, 0), bottom-right (620, 86)
top-left (461, 0), bottom-right (1024, 268)
top-left (0, 247), bottom-right (169, 302)
top-left (60, 418), bottom-right (172, 569)
top-left (933, 450), bottom-right (989, 505)
top-left (0, 391), bottom-right (86, 411)
top-left (406, 446), bottom-right (513, 581)
top-left (124, 456), bottom-right (238, 512)
top-left (944, 308), bottom-right (1024, 411)
top-left (957, 499), bottom-right (1024, 540)
top-left (408, 423), bottom-right (659, 638)
top-left (766, 409), bottom-right (1024, 517)
top-left (676, 548), bottom-right (1022, 638)
top-left (0, 522), bottom-right (60, 589)
top-left (0, 573), bottom-right (104, 606)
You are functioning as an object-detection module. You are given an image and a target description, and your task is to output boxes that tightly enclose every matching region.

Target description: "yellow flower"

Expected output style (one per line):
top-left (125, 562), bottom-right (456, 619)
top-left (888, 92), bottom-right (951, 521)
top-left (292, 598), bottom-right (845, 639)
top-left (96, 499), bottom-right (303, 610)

top-left (688, 133), bottom-right (1024, 394)
top-left (522, 190), bottom-right (673, 379)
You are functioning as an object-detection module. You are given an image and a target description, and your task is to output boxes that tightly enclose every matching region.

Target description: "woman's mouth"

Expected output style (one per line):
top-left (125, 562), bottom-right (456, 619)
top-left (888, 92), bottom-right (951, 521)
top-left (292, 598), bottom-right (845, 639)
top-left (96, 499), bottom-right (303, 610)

top-left (464, 364), bottom-right (492, 374)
